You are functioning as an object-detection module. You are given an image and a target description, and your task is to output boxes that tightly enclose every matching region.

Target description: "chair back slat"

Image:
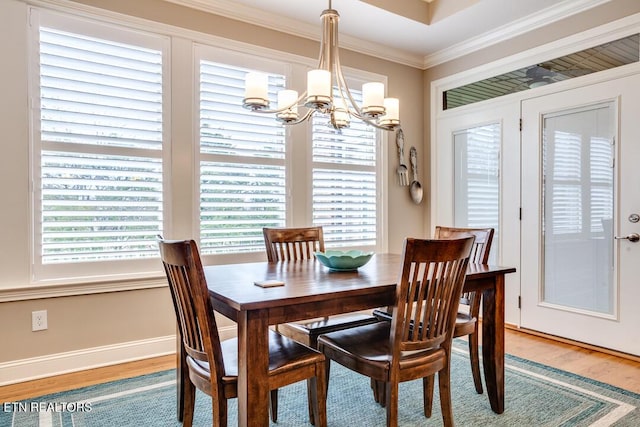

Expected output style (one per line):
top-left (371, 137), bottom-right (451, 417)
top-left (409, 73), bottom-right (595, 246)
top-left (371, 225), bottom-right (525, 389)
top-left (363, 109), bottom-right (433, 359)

top-left (434, 226), bottom-right (494, 263)
top-left (390, 237), bottom-right (474, 354)
top-left (158, 240), bottom-right (226, 384)
top-left (434, 226), bottom-right (494, 310)
top-left (263, 227), bottom-right (325, 262)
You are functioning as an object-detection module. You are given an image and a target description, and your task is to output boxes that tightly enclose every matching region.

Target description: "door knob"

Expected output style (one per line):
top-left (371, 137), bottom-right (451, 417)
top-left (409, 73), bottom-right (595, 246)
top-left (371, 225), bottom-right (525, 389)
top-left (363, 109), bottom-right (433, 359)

top-left (614, 233), bottom-right (640, 242)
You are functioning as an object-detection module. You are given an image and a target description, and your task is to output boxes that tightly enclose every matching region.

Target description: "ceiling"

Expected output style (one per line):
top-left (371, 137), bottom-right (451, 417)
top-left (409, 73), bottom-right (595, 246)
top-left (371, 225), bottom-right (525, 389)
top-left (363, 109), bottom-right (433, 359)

top-left (169, 0), bottom-right (611, 68)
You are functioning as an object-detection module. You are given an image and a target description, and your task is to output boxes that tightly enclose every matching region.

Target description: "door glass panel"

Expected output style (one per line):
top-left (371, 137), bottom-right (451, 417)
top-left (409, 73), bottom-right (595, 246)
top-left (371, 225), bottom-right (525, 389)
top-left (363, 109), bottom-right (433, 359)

top-left (453, 123), bottom-right (500, 263)
top-left (542, 103), bottom-right (614, 314)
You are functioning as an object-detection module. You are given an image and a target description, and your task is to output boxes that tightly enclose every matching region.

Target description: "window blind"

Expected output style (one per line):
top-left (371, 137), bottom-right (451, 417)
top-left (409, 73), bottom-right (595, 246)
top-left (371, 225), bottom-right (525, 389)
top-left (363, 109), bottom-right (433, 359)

top-left (199, 60), bottom-right (286, 254)
top-left (544, 130), bottom-right (613, 236)
top-left (312, 90), bottom-right (378, 247)
top-left (38, 27), bottom-right (163, 264)
top-left (454, 124), bottom-right (500, 229)
top-left (589, 137), bottom-right (613, 233)
top-left (453, 123), bottom-right (500, 263)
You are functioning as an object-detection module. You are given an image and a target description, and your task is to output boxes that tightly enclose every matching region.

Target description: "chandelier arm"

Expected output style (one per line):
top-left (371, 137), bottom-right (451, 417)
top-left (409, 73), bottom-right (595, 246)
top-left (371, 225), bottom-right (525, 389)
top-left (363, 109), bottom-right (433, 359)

top-left (333, 56), bottom-right (395, 130)
top-left (281, 108), bottom-right (314, 125)
top-left (244, 1), bottom-right (399, 132)
top-left (333, 54), bottom-right (364, 117)
top-left (318, 26), bottom-right (327, 70)
top-left (354, 109), bottom-right (399, 130)
top-left (246, 91), bottom-right (308, 114)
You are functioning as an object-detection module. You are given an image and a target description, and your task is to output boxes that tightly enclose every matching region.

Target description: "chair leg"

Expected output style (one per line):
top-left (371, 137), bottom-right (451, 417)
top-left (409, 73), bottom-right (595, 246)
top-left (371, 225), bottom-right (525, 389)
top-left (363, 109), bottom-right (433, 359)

top-left (269, 389), bottom-right (278, 423)
top-left (306, 359), bottom-right (329, 427)
top-left (306, 380), bottom-right (315, 425)
top-left (437, 365), bottom-right (454, 427)
top-left (371, 378), bottom-right (379, 403)
top-left (213, 398), bottom-right (228, 427)
top-left (308, 361), bottom-right (327, 427)
top-left (324, 359), bottom-right (331, 395)
top-left (422, 375), bottom-right (434, 418)
top-left (385, 381), bottom-right (399, 427)
top-left (371, 379), bottom-right (387, 406)
top-left (378, 381), bottom-right (387, 407)
top-left (469, 330), bottom-right (483, 394)
top-left (183, 379), bottom-right (196, 427)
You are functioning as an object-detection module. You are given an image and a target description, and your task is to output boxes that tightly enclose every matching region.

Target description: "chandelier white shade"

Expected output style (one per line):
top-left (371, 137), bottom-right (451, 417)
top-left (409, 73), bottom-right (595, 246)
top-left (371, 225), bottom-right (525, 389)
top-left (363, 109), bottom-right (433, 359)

top-left (242, 1), bottom-right (400, 131)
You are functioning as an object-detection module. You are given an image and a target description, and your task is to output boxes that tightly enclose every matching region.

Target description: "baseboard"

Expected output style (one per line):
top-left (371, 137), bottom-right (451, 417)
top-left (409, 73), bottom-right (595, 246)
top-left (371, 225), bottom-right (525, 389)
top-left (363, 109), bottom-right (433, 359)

top-left (0, 335), bottom-right (176, 386)
top-left (506, 324), bottom-right (640, 363)
top-left (0, 324), bottom-right (239, 387)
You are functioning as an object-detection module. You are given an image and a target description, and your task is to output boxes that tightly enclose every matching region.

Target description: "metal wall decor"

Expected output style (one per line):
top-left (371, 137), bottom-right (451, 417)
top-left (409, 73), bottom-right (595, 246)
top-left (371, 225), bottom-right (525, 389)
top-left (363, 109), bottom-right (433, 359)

top-left (395, 129), bottom-right (423, 204)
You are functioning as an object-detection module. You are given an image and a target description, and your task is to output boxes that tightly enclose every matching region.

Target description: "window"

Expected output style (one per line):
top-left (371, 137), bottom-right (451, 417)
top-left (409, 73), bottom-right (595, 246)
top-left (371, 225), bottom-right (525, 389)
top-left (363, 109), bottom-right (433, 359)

top-left (198, 55), bottom-right (287, 255)
top-left (443, 34), bottom-right (639, 110)
top-left (453, 123), bottom-right (500, 262)
top-left (312, 88), bottom-right (378, 248)
top-left (543, 105), bottom-right (614, 236)
top-left (31, 12), bottom-right (167, 282)
top-left (28, 8), bottom-right (385, 288)
top-left (197, 47), bottom-right (384, 256)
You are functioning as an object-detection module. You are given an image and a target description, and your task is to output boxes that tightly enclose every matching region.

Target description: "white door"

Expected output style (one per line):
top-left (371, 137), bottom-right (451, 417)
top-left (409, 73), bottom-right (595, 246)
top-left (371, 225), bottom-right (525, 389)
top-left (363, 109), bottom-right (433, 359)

top-left (521, 75), bottom-right (640, 355)
top-left (433, 100), bottom-right (521, 324)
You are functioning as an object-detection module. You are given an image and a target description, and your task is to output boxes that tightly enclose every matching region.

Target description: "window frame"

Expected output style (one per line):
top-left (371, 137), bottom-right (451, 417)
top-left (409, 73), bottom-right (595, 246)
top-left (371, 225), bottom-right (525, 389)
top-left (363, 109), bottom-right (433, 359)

top-left (194, 45), bottom-right (389, 265)
top-left (311, 79), bottom-right (384, 252)
top-left (23, 4), bottom-right (389, 293)
top-left (195, 45), bottom-right (291, 262)
top-left (29, 8), bottom-right (172, 285)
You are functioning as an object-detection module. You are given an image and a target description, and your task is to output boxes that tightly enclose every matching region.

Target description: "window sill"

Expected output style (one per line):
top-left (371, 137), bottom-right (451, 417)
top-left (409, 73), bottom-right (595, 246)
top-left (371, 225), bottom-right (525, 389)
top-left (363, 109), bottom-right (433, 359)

top-left (0, 277), bottom-right (168, 302)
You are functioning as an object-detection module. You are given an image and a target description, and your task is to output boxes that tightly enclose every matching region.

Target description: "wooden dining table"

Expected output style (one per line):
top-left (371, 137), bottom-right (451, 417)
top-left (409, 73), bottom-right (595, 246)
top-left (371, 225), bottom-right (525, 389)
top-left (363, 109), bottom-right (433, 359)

top-left (176, 253), bottom-right (515, 426)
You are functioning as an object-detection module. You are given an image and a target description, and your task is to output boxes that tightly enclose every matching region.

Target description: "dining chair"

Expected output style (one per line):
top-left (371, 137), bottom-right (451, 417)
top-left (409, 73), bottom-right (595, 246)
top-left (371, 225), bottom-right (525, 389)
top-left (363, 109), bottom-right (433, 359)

top-left (372, 226), bottom-right (494, 401)
top-left (263, 226), bottom-right (379, 349)
top-left (263, 226), bottom-right (379, 423)
top-left (317, 237), bottom-right (475, 427)
top-left (432, 226), bottom-right (494, 394)
top-left (158, 238), bottom-right (327, 427)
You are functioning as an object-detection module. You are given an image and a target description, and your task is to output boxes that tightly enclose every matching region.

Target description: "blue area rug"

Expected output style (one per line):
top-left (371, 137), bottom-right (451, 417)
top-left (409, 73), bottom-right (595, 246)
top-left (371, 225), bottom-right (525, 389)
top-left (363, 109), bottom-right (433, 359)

top-left (2, 342), bottom-right (638, 426)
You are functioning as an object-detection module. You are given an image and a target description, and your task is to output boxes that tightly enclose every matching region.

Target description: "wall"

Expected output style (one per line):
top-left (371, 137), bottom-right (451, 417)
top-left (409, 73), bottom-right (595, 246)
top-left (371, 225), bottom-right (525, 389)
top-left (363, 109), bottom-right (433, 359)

top-left (0, 0), bottom-right (425, 381)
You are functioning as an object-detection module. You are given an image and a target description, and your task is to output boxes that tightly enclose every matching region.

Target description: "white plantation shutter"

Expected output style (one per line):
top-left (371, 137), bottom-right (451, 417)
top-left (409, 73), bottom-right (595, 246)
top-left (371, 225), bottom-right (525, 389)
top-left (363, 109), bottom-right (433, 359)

top-left (36, 25), bottom-right (164, 268)
top-left (312, 90), bottom-right (378, 247)
top-left (453, 123), bottom-right (500, 262)
top-left (543, 129), bottom-right (613, 236)
top-left (590, 137), bottom-right (613, 233)
top-left (199, 60), bottom-right (287, 254)
top-left (547, 131), bottom-right (583, 234)
top-left (41, 151), bottom-right (162, 263)
top-left (26, 9), bottom-right (387, 288)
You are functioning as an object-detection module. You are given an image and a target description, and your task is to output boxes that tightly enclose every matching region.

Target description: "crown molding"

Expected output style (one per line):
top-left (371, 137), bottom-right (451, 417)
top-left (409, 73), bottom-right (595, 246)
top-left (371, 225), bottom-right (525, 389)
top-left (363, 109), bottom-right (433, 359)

top-left (422, 0), bottom-right (612, 68)
top-left (165, 0), bottom-right (612, 70)
top-left (162, 0), bottom-right (424, 68)
top-left (29, 0), bottom-right (615, 70)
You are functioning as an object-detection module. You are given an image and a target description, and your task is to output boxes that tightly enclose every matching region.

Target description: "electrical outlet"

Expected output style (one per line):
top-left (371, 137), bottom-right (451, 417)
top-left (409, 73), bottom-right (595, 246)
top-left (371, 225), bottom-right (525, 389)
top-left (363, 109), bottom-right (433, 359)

top-left (32, 310), bottom-right (48, 331)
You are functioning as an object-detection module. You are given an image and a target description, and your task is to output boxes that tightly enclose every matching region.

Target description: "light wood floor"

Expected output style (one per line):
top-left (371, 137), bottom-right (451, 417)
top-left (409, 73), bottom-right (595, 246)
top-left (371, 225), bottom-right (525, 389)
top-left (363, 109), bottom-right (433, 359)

top-left (1, 327), bottom-right (638, 403)
top-left (503, 327), bottom-right (639, 393)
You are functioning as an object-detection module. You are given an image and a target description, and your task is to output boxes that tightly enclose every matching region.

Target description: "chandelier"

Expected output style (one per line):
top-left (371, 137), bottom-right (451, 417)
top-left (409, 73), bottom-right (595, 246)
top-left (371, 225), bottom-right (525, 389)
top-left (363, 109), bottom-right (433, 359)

top-left (242, 0), bottom-right (400, 131)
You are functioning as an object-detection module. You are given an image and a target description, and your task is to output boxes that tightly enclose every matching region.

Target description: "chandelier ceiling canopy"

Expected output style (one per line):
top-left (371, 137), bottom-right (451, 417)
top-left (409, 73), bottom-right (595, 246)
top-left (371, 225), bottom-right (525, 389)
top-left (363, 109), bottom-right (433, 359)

top-left (242, 0), bottom-right (400, 131)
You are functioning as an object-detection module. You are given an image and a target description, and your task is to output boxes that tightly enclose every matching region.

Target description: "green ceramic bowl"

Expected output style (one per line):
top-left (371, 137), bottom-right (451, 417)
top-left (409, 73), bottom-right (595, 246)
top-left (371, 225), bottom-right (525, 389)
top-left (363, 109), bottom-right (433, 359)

top-left (314, 250), bottom-right (374, 271)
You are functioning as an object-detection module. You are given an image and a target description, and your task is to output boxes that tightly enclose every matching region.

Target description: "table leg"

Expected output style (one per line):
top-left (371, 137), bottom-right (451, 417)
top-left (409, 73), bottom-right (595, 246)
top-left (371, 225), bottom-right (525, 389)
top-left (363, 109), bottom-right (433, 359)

top-left (481, 274), bottom-right (505, 414)
top-left (237, 309), bottom-right (270, 427)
